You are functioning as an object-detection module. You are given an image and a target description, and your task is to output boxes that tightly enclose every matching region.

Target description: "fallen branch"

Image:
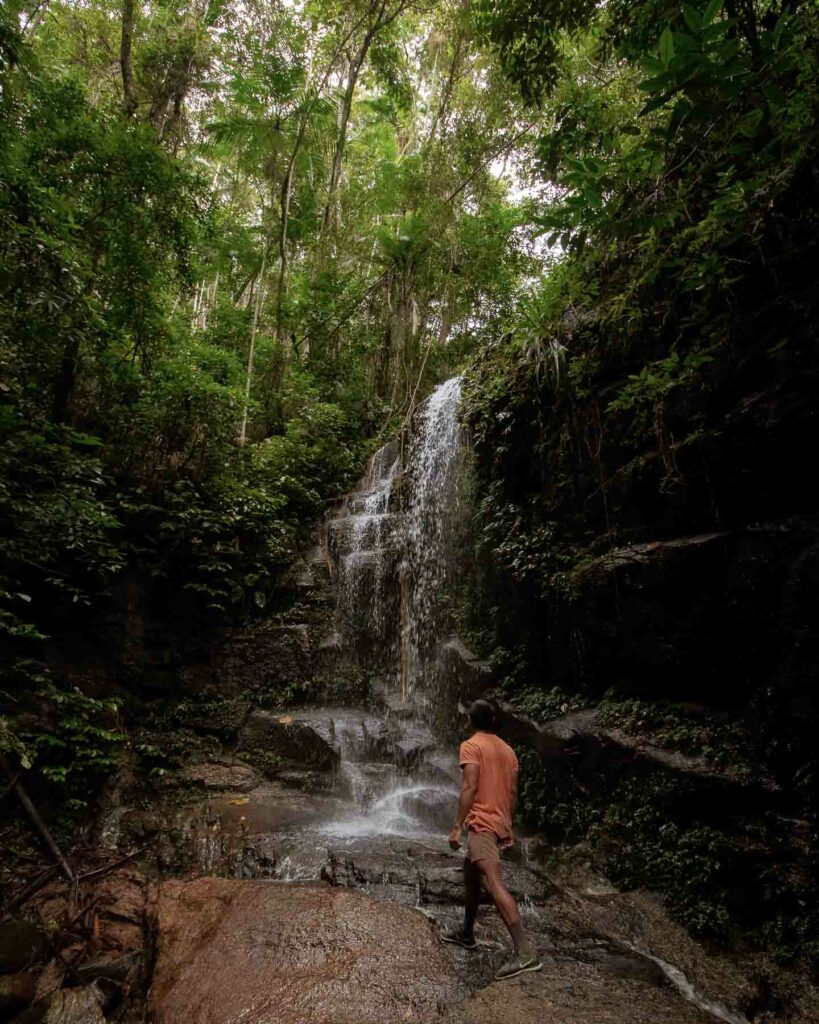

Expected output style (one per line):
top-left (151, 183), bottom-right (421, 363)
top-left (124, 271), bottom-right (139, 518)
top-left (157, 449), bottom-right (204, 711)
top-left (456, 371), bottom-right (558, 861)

top-left (77, 848), bottom-right (145, 882)
top-left (0, 754), bottom-right (75, 883)
top-left (0, 772), bottom-right (21, 802)
top-left (2, 864), bottom-right (58, 915)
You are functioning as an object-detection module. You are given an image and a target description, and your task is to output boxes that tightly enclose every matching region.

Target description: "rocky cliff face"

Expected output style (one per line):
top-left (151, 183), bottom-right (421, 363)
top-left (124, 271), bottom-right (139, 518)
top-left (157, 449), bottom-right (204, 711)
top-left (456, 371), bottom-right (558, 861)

top-left (458, 163), bottom-right (819, 978)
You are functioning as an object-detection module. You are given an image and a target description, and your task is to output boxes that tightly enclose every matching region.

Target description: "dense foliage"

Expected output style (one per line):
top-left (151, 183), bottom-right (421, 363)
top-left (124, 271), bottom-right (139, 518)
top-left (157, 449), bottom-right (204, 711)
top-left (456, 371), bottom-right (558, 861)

top-left (463, 0), bottom-right (819, 966)
top-left (0, 0), bottom-right (535, 811)
top-left (2, 0), bottom-right (819, 974)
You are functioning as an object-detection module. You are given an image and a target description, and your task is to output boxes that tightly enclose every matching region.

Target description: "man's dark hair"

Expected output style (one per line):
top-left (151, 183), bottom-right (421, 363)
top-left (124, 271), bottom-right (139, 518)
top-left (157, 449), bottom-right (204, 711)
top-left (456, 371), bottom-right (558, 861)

top-left (469, 699), bottom-right (495, 731)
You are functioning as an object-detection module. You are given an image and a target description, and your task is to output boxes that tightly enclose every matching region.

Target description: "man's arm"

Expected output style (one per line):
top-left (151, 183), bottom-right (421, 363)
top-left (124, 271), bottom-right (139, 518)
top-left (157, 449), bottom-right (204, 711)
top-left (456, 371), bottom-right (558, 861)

top-left (510, 768), bottom-right (518, 820)
top-left (448, 762), bottom-right (479, 849)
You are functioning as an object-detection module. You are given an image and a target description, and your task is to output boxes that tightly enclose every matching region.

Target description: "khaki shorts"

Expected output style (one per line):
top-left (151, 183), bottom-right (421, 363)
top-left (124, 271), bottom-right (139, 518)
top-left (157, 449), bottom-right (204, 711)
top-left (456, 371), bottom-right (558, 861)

top-left (466, 829), bottom-right (500, 864)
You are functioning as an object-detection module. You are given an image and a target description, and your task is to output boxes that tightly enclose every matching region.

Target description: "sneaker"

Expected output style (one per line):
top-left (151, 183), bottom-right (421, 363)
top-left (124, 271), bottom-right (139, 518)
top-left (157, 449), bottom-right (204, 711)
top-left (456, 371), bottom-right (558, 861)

top-left (494, 954), bottom-right (542, 981)
top-left (441, 928), bottom-right (478, 950)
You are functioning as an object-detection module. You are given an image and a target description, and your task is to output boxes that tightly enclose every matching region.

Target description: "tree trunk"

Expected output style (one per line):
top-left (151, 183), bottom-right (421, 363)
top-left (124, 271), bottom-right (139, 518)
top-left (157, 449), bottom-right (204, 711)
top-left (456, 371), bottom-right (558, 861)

top-left (274, 121), bottom-right (307, 342)
top-left (321, 0), bottom-right (409, 238)
top-left (427, 32), bottom-right (463, 144)
top-left (120, 0), bottom-right (137, 116)
top-left (52, 334), bottom-right (80, 423)
top-left (320, 44), bottom-right (369, 237)
top-left (272, 3), bottom-right (391, 337)
top-left (239, 250), bottom-right (267, 446)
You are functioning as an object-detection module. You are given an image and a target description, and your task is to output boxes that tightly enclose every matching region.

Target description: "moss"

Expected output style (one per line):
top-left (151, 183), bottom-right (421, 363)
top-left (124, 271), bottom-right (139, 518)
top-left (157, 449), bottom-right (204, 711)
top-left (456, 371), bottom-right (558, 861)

top-left (517, 746), bottom-right (819, 967)
top-left (234, 748), bottom-right (282, 777)
top-left (511, 685), bottom-right (592, 721)
top-left (597, 696), bottom-right (755, 774)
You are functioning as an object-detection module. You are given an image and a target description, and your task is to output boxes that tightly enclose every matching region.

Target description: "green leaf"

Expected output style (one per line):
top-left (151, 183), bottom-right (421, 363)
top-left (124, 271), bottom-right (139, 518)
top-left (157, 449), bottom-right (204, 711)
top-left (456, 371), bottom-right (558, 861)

top-left (641, 56), bottom-right (667, 76)
top-left (659, 27), bottom-right (675, 66)
top-left (762, 82), bottom-right (787, 108)
top-left (70, 432), bottom-right (103, 448)
top-left (682, 5), bottom-right (701, 32)
top-left (667, 98), bottom-right (693, 140)
top-left (639, 92), bottom-right (675, 117)
top-left (702, 0), bottom-right (725, 27)
top-left (737, 108), bottom-right (764, 137)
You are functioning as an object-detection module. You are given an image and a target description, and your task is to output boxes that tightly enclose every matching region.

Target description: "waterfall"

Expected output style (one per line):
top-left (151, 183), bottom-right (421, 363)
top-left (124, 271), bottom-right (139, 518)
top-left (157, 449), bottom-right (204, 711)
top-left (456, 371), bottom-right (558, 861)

top-left (400, 376), bottom-right (466, 699)
top-left (329, 437), bottom-right (401, 664)
top-left (330, 376), bottom-right (466, 704)
top-left (321, 376), bottom-right (467, 835)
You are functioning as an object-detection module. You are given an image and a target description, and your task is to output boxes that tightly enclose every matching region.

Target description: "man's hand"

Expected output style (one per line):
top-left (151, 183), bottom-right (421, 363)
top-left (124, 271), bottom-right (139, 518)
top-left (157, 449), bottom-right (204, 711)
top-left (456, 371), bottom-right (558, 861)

top-left (448, 825), bottom-right (462, 851)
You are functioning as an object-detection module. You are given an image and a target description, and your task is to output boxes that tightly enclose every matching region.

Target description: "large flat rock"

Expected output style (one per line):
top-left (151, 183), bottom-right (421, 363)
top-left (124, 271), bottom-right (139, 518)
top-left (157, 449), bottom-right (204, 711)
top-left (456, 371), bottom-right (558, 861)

top-left (148, 878), bottom-right (465, 1024)
top-left (442, 961), bottom-right (714, 1024)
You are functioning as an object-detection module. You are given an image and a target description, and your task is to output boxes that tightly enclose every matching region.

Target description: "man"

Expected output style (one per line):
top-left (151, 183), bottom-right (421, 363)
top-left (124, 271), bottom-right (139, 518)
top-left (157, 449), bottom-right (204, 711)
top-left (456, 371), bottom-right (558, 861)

top-left (443, 699), bottom-right (542, 980)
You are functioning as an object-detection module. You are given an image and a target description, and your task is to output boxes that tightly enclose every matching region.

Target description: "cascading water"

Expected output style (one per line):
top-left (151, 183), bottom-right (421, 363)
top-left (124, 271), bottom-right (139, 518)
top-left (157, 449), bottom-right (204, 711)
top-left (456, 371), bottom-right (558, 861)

top-left (329, 437), bottom-right (402, 664)
top-left (400, 376), bottom-right (466, 700)
top-left (321, 376), bottom-right (467, 835)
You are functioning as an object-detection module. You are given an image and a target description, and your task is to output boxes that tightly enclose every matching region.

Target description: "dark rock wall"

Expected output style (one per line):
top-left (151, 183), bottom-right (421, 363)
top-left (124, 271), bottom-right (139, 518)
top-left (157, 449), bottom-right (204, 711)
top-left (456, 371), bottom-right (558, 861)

top-left (459, 158), bottom-right (819, 960)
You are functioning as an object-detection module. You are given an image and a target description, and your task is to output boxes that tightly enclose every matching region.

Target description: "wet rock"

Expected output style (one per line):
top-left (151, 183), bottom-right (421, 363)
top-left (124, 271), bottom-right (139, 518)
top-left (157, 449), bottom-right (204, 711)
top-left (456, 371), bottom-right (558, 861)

top-left (492, 703), bottom-right (777, 810)
top-left (32, 962), bottom-right (64, 1003)
top-left (382, 693), bottom-right (415, 718)
top-left (340, 761), bottom-right (400, 804)
top-left (294, 708), bottom-right (394, 761)
top-left (178, 760), bottom-right (260, 792)
top-left (274, 768), bottom-right (337, 792)
top-left (75, 951), bottom-right (140, 986)
top-left (92, 870), bottom-right (147, 953)
top-left (403, 788), bottom-right (459, 832)
top-left (0, 971), bottom-right (36, 1017)
top-left (175, 697), bottom-right (251, 742)
top-left (14, 985), bottom-right (106, 1024)
top-left (437, 636), bottom-right (494, 715)
top-left (238, 710), bottom-right (340, 772)
top-left (322, 838), bottom-right (551, 908)
top-left (442, 960), bottom-right (714, 1024)
top-left (537, 887), bottom-right (759, 1021)
top-left (148, 878), bottom-right (467, 1023)
top-left (394, 723), bottom-right (436, 767)
top-left (420, 750), bottom-right (461, 787)
top-left (0, 920), bottom-right (45, 974)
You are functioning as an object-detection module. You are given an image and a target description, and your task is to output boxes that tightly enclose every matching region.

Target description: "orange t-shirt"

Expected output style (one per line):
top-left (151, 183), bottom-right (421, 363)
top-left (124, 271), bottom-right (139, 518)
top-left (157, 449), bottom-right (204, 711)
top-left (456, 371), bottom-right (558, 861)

top-left (458, 731), bottom-right (519, 844)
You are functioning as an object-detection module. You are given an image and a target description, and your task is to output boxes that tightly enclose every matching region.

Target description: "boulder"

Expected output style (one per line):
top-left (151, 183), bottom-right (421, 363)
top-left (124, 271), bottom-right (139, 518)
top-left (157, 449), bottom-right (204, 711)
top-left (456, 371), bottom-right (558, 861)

top-left (176, 697), bottom-right (251, 742)
top-left (437, 636), bottom-right (494, 716)
top-left (491, 702), bottom-right (778, 812)
top-left (179, 621), bottom-right (316, 699)
top-left (75, 951), bottom-right (141, 986)
top-left (0, 920), bottom-right (45, 974)
top-left (238, 710), bottom-right (339, 772)
top-left (0, 971), bottom-right (37, 1018)
top-left (148, 878), bottom-right (466, 1024)
top-left (320, 836), bottom-right (551, 909)
top-left (14, 986), bottom-right (106, 1024)
top-left (92, 870), bottom-right (147, 953)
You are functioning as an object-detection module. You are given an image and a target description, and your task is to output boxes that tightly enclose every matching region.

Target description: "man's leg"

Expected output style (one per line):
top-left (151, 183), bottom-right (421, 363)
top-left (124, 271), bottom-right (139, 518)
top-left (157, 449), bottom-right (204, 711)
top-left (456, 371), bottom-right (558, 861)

top-left (441, 856), bottom-right (481, 949)
top-left (463, 856), bottom-right (482, 938)
top-left (474, 858), bottom-right (536, 960)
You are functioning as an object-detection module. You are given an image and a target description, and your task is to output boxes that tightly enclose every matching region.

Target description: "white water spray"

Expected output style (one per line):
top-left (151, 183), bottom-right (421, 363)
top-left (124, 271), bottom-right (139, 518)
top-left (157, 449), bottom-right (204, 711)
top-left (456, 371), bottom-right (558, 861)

top-left (400, 376), bottom-right (466, 698)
